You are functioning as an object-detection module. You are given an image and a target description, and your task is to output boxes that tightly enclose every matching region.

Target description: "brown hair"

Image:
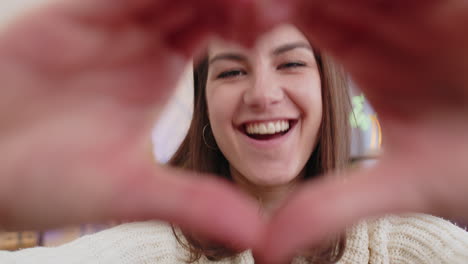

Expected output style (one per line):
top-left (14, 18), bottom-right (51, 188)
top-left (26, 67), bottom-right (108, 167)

top-left (169, 49), bottom-right (351, 263)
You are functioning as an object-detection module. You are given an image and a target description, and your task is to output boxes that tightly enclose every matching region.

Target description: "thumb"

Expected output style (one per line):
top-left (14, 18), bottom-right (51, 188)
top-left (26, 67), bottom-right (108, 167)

top-left (255, 160), bottom-right (426, 263)
top-left (110, 164), bottom-right (265, 250)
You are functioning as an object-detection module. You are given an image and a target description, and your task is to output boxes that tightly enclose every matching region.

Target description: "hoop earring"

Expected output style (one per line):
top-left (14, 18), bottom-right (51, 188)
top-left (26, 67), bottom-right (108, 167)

top-left (202, 124), bottom-right (217, 150)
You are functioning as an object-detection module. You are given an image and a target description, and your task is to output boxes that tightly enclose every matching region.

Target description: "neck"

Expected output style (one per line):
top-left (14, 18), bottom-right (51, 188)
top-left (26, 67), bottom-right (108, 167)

top-left (230, 167), bottom-right (303, 215)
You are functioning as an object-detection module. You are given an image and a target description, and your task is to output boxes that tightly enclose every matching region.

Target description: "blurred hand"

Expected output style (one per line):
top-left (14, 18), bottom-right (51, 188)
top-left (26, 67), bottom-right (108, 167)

top-left (257, 0), bottom-right (468, 262)
top-left (0, 0), bottom-right (263, 249)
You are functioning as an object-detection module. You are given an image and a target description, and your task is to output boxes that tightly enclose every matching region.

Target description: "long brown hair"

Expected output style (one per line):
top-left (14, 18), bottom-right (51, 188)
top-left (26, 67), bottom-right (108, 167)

top-left (169, 49), bottom-right (351, 263)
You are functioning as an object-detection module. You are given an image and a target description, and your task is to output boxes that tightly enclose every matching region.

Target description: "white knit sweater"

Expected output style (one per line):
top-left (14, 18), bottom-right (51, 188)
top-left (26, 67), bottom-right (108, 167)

top-left (1, 214), bottom-right (467, 263)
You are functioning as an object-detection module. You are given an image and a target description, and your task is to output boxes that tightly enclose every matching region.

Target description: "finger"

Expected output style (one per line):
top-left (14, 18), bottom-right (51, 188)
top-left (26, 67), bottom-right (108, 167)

top-left (291, 7), bottom-right (454, 117)
top-left (254, 161), bottom-right (427, 263)
top-left (59, 0), bottom-right (166, 24)
top-left (111, 164), bottom-right (265, 250)
top-left (291, 0), bottom-right (467, 101)
top-left (220, 0), bottom-right (269, 48)
top-left (323, 0), bottom-right (468, 104)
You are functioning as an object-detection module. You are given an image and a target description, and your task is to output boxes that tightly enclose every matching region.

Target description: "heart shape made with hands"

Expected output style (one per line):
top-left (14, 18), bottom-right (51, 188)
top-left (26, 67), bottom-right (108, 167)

top-left (1, 0), bottom-right (468, 263)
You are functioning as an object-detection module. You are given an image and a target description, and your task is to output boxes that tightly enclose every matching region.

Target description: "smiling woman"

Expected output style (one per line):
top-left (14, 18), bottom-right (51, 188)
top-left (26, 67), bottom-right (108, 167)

top-left (1, 19), bottom-right (468, 264)
top-left (169, 24), bottom-right (351, 263)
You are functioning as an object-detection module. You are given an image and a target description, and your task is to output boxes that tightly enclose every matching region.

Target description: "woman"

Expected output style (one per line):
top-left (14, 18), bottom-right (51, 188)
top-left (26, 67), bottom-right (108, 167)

top-left (170, 24), bottom-right (349, 263)
top-left (1, 24), bottom-right (467, 264)
top-left (172, 24), bottom-right (349, 212)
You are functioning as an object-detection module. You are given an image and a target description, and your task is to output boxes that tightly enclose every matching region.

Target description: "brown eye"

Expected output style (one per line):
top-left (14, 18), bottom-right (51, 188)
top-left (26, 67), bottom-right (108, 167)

top-left (277, 62), bottom-right (306, 70)
top-left (217, 70), bottom-right (246, 79)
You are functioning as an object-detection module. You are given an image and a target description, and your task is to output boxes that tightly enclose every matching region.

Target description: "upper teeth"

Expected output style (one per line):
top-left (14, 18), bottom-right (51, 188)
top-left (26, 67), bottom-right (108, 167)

top-left (245, 120), bottom-right (290, 135)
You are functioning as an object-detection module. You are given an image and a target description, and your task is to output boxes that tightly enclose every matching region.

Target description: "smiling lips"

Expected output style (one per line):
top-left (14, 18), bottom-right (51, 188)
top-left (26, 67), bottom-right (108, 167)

top-left (242, 120), bottom-right (296, 140)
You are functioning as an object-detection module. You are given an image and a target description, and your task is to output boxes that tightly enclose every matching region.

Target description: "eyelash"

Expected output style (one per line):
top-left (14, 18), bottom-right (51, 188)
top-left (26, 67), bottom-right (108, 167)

top-left (277, 62), bottom-right (306, 70)
top-left (216, 62), bottom-right (307, 79)
top-left (217, 70), bottom-right (246, 79)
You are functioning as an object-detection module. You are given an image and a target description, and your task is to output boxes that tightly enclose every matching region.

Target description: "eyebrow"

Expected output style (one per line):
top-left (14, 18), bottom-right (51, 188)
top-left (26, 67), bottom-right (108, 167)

top-left (272, 42), bottom-right (313, 56)
top-left (209, 53), bottom-right (248, 65)
top-left (209, 42), bottom-right (313, 65)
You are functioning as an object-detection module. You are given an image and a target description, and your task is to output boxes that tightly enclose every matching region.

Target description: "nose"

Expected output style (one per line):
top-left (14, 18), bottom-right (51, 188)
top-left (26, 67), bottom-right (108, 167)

top-left (243, 72), bottom-right (284, 110)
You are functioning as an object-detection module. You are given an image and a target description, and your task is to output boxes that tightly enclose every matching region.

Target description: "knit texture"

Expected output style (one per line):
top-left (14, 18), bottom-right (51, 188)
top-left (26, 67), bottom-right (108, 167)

top-left (1, 214), bottom-right (467, 263)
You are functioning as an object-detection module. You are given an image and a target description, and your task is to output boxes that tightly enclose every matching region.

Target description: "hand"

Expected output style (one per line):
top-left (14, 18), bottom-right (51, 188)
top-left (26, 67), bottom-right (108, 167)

top-left (0, 0), bottom-right (264, 249)
top-left (256, 0), bottom-right (468, 262)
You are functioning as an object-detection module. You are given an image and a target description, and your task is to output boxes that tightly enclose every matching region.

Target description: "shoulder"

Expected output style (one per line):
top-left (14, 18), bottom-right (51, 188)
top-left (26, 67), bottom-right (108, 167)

top-left (68, 221), bottom-right (185, 260)
top-left (91, 220), bottom-right (176, 241)
top-left (362, 214), bottom-right (468, 264)
top-left (0, 221), bottom-right (189, 264)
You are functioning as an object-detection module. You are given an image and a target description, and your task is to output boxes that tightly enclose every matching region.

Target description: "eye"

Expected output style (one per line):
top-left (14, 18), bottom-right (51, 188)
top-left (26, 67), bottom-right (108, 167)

top-left (217, 69), bottom-right (246, 79)
top-left (277, 62), bottom-right (306, 70)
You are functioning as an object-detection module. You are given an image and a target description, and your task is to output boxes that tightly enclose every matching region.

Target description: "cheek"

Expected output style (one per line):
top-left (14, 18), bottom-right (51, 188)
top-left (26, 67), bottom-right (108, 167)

top-left (287, 75), bottom-right (323, 117)
top-left (206, 86), bottom-right (243, 161)
top-left (306, 85), bottom-right (323, 117)
top-left (205, 85), bottom-right (239, 135)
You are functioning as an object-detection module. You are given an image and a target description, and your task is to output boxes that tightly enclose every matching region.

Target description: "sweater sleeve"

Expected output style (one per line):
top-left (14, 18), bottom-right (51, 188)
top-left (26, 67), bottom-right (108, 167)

top-left (0, 221), bottom-right (185, 264)
top-left (368, 214), bottom-right (468, 264)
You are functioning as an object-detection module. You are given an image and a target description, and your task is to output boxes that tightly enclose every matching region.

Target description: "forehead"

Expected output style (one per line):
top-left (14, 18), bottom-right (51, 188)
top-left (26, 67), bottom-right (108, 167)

top-left (208, 24), bottom-right (309, 57)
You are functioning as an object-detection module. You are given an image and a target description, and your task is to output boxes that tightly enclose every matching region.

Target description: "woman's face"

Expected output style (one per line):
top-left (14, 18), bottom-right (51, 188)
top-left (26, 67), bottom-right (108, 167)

top-left (206, 25), bottom-right (322, 186)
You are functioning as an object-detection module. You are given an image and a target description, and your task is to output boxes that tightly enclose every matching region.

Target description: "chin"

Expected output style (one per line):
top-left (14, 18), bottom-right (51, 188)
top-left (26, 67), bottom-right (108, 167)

top-left (246, 171), bottom-right (298, 187)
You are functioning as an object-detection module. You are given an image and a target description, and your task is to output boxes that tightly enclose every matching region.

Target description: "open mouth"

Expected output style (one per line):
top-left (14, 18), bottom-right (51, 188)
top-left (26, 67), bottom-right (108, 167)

top-left (240, 119), bottom-right (298, 140)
